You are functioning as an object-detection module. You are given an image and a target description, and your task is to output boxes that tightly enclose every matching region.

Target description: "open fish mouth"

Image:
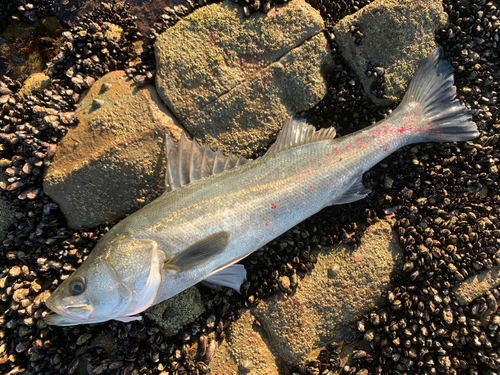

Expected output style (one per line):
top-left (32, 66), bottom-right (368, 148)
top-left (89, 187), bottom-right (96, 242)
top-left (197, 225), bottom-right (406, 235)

top-left (44, 302), bottom-right (93, 326)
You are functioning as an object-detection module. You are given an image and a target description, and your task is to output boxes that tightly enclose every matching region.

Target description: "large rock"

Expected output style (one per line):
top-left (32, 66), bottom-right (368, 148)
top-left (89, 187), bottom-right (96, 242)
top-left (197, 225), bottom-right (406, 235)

top-left (43, 71), bottom-right (183, 229)
top-left (454, 265), bottom-right (500, 306)
top-left (155, 0), bottom-right (333, 157)
top-left (252, 219), bottom-right (403, 366)
top-left (333, 0), bottom-right (448, 105)
top-left (145, 286), bottom-right (206, 337)
top-left (209, 310), bottom-right (279, 375)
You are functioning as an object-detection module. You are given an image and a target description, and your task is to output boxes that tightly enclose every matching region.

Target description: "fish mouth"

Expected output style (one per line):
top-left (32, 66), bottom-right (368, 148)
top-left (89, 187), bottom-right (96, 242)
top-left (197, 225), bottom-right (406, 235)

top-left (44, 301), bottom-right (93, 326)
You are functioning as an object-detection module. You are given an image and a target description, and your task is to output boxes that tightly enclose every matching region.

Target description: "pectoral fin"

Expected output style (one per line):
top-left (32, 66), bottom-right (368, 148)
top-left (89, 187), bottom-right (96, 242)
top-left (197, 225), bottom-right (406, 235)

top-left (163, 231), bottom-right (230, 273)
top-left (203, 264), bottom-right (247, 293)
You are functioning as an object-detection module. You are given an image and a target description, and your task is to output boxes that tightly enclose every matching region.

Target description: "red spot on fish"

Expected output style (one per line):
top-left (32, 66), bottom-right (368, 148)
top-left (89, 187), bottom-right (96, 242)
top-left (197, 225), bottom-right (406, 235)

top-left (326, 153), bottom-right (330, 156)
top-left (265, 223), bottom-right (269, 226)
top-left (310, 185), bottom-right (313, 188)
top-left (381, 144), bottom-right (390, 151)
top-left (271, 203), bottom-right (277, 209)
top-left (333, 146), bottom-right (338, 151)
top-left (355, 136), bottom-right (362, 142)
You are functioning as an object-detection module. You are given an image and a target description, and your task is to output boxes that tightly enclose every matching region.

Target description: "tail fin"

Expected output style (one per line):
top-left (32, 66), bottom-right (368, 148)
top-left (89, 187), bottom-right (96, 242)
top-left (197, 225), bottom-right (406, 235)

top-left (398, 48), bottom-right (479, 142)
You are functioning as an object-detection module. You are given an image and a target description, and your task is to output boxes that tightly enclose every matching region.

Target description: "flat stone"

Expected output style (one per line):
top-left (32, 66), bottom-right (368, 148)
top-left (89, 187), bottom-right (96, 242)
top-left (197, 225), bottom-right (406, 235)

top-left (155, 0), bottom-right (332, 157)
top-left (333, 0), bottom-right (448, 105)
top-left (43, 71), bottom-right (183, 229)
top-left (145, 286), bottom-right (205, 337)
top-left (454, 265), bottom-right (500, 306)
top-left (209, 310), bottom-right (279, 375)
top-left (253, 219), bottom-right (403, 365)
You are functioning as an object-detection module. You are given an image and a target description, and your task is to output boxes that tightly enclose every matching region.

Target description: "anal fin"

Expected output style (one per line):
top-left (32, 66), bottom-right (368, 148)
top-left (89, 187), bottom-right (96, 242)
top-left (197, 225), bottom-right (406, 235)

top-left (203, 264), bottom-right (247, 294)
top-left (332, 178), bottom-right (371, 205)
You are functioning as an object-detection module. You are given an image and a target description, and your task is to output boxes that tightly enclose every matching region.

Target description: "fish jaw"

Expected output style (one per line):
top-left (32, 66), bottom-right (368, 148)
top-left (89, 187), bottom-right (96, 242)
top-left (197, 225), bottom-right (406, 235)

top-left (44, 299), bottom-right (93, 326)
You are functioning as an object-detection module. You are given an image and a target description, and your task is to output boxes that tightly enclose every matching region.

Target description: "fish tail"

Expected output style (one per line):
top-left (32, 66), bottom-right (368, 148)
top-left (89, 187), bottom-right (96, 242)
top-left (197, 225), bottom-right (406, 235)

top-left (397, 48), bottom-right (479, 142)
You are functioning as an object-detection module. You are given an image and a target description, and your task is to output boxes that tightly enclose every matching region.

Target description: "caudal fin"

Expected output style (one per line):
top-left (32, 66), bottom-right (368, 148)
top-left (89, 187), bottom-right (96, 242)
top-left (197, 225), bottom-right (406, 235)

top-left (398, 48), bottom-right (479, 142)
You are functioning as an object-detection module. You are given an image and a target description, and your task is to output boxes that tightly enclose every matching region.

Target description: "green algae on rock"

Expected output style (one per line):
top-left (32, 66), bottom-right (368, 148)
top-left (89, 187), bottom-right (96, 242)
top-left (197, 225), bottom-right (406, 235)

top-left (145, 286), bottom-right (206, 337)
top-left (154, 0), bottom-right (333, 157)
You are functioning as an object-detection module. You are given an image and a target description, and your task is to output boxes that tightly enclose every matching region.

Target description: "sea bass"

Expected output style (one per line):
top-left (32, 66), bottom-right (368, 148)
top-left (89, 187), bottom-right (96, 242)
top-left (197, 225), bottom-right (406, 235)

top-left (44, 49), bottom-right (478, 325)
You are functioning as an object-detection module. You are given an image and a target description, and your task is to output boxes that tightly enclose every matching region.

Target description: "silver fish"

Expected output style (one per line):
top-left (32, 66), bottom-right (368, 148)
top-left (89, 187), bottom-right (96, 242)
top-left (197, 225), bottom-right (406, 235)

top-left (44, 48), bottom-right (478, 325)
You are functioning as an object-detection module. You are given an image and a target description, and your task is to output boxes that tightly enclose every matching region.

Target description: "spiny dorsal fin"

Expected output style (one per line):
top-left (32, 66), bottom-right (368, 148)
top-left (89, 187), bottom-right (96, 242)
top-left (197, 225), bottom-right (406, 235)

top-left (165, 132), bottom-right (250, 191)
top-left (265, 118), bottom-right (337, 155)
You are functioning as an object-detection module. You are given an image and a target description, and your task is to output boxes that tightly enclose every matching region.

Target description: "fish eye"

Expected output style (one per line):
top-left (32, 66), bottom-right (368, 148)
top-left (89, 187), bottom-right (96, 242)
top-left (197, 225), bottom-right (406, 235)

top-left (69, 276), bottom-right (86, 295)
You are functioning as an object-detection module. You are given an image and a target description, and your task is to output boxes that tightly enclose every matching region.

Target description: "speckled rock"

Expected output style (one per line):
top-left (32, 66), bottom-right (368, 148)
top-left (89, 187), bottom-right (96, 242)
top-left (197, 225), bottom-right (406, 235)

top-left (333, 0), bottom-right (448, 104)
top-left (155, 0), bottom-right (333, 157)
top-left (145, 286), bottom-right (205, 337)
top-left (209, 310), bottom-right (279, 375)
top-left (454, 265), bottom-right (500, 306)
top-left (253, 219), bottom-right (403, 365)
top-left (43, 71), bottom-right (183, 229)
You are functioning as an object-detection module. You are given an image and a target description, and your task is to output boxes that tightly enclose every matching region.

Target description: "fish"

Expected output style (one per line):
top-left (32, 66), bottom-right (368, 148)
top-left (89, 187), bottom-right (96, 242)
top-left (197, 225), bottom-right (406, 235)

top-left (44, 48), bottom-right (478, 326)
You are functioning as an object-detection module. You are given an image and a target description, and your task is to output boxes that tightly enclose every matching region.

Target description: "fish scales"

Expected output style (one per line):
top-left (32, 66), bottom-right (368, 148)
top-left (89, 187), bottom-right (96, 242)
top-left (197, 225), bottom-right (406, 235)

top-left (44, 48), bottom-right (479, 325)
top-left (130, 139), bottom-right (372, 302)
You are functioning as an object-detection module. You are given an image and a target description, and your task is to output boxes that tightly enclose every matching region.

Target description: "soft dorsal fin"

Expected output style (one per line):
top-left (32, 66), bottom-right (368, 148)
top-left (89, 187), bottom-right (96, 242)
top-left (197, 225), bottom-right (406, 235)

top-left (265, 118), bottom-right (337, 155)
top-left (165, 132), bottom-right (250, 191)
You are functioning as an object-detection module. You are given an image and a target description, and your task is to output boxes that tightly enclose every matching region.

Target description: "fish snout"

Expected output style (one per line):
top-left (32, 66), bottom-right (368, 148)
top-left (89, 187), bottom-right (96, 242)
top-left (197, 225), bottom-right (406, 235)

top-left (45, 296), bottom-right (93, 325)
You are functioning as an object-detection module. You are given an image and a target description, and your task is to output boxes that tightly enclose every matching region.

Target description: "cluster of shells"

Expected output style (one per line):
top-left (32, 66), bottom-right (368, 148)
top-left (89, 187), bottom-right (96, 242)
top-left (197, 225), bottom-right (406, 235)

top-left (0, 0), bottom-right (53, 28)
top-left (47, 1), bottom-right (141, 83)
top-left (1, 0), bottom-right (499, 374)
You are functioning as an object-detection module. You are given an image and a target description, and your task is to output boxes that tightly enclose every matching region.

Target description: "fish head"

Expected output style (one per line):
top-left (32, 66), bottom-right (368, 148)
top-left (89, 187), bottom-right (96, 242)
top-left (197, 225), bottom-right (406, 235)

top-left (44, 236), bottom-right (164, 326)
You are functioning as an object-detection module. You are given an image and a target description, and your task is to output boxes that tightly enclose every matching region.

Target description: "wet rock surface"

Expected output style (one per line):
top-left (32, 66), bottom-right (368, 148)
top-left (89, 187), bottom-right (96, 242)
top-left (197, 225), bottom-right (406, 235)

top-left (155, 0), bottom-right (333, 157)
top-left (333, 0), bottom-right (448, 104)
top-left (0, 0), bottom-right (499, 374)
top-left (43, 70), bottom-right (182, 229)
